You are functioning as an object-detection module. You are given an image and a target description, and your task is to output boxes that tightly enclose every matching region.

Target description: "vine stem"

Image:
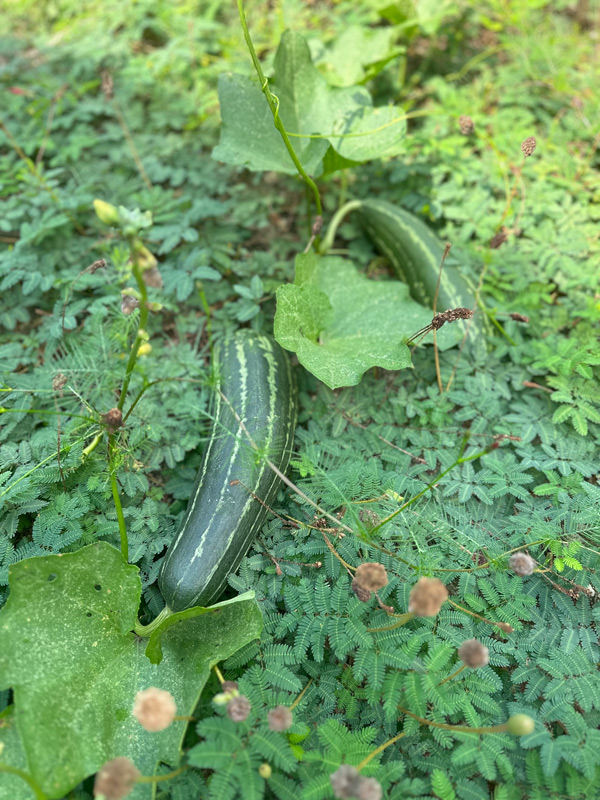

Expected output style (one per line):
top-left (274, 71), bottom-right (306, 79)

top-left (0, 764), bottom-right (47, 799)
top-left (134, 605), bottom-right (171, 637)
top-left (236, 0), bottom-right (322, 220)
top-left (319, 200), bottom-right (362, 253)
top-left (137, 765), bottom-right (188, 784)
top-left (368, 440), bottom-right (494, 537)
top-left (437, 663), bottom-right (467, 686)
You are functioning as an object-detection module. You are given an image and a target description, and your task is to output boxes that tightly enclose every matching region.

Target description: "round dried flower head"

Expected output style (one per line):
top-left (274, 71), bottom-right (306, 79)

top-left (52, 372), bottom-right (68, 391)
top-left (458, 639), bottom-right (490, 668)
top-left (330, 764), bottom-right (362, 799)
top-left (509, 552), bottom-right (536, 576)
top-left (267, 705), bottom-right (293, 732)
top-left (351, 579), bottom-right (372, 603)
top-left (93, 757), bottom-right (140, 799)
top-left (521, 136), bottom-right (536, 157)
top-left (408, 577), bottom-right (448, 617)
top-left (357, 776), bottom-right (383, 800)
top-left (507, 713), bottom-right (535, 736)
top-left (103, 408), bottom-right (123, 434)
top-left (121, 293), bottom-right (140, 315)
top-left (459, 115), bottom-right (474, 135)
top-left (498, 622), bottom-right (514, 634)
top-left (227, 694), bottom-right (251, 722)
top-left (354, 562), bottom-right (388, 592)
top-left (221, 681), bottom-right (238, 693)
top-left (132, 687), bottom-right (176, 732)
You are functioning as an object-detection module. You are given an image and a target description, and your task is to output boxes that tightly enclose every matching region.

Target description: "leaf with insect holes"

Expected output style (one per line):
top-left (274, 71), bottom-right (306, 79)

top-left (0, 542), bottom-right (262, 800)
top-left (274, 252), bottom-right (458, 388)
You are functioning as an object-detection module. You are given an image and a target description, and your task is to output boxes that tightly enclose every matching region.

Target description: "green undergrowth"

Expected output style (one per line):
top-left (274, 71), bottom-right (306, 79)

top-left (1, 1), bottom-right (599, 798)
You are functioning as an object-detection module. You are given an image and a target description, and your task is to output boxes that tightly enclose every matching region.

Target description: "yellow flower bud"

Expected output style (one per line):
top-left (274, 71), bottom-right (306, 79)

top-left (259, 763), bottom-right (272, 779)
top-left (93, 199), bottom-right (120, 226)
top-left (137, 343), bottom-right (152, 357)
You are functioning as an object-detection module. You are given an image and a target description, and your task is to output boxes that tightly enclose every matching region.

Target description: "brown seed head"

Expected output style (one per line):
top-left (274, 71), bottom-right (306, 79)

top-left (330, 765), bottom-right (362, 799)
top-left (52, 372), bottom-right (68, 392)
top-left (121, 293), bottom-right (140, 315)
top-left (87, 258), bottom-right (107, 274)
top-left (521, 136), bottom-right (536, 157)
top-left (459, 115), bottom-right (474, 135)
top-left (497, 622), bottom-right (514, 634)
top-left (93, 757), bottom-right (140, 799)
top-left (354, 562), bottom-right (388, 592)
top-left (458, 638), bottom-right (490, 668)
top-left (408, 577), bottom-right (448, 617)
top-left (132, 687), bottom-right (176, 732)
top-left (103, 408), bottom-right (123, 434)
top-left (227, 694), bottom-right (251, 722)
top-left (221, 681), bottom-right (238, 693)
top-left (509, 312), bottom-right (529, 323)
top-left (490, 229), bottom-right (508, 249)
top-left (357, 777), bottom-right (383, 800)
top-left (142, 265), bottom-right (163, 289)
top-left (509, 552), bottom-right (536, 576)
top-left (267, 705), bottom-right (293, 732)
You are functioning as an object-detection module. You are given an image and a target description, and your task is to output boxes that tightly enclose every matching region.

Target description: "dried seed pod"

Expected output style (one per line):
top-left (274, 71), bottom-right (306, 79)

top-left (354, 562), bottom-right (388, 592)
top-left (121, 293), bottom-right (140, 315)
top-left (93, 757), bottom-right (140, 799)
top-left (87, 258), bottom-right (107, 274)
top-left (132, 687), bottom-right (177, 732)
top-left (509, 313), bottom-right (529, 323)
top-left (507, 714), bottom-right (535, 736)
top-left (357, 776), bottom-right (383, 800)
top-left (509, 552), bottom-right (536, 576)
top-left (408, 577), bottom-right (448, 617)
top-left (351, 579), bottom-right (372, 603)
top-left (142, 265), bottom-right (163, 289)
top-left (458, 638), bottom-right (490, 668)
top-left (458, 115), bottom-right (474, 135)
top-left (52, 372), bottom-right (68, 391)
top-left (521, 136), bottom-right (536, 157)
top-left (490, 229), bottom-right (508, 249)
top-left (267, 705), bottom-right (293, 732)
top-left (330, 764), bottom-right (362, 799)
top-left (227, 694), bottom-right (251, 722)
top-left (103, 408), bottom-right (123, 434)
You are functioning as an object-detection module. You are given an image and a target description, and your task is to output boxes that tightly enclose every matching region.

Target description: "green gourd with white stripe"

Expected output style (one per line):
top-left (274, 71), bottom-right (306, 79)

top-left (159, 330), bottom-right (297, 611)
top-left (357, 198), bottom-right (478, 314)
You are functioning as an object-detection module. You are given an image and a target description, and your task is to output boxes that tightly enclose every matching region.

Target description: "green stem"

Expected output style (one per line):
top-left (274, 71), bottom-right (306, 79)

top-left (134, 605), bottom-right (172, 637)
top-left (319, 200), bottom-right (362, 254)
top-left (0, 407), bottom-right (95, 423)
top-left (123, 377), bottom-right (203, 424)
top-left (117, 257), bottom-right (149, 412)
top-left (108, 435), bottom-right (128, 562)
top-left (369, 444), bottom-right (492, 537)
top-left (0, 764), bottom-right (47, 799)
top-left (137, 765), bottom-right (188, 784)
top-left (437, 663), bottom-right (467, 687)
top-left (356, 731), bottom-right (406, 771)
top-left (236, 0), bottom-right (322, 220)
top-left (398, 706), bottom-right (509, 734)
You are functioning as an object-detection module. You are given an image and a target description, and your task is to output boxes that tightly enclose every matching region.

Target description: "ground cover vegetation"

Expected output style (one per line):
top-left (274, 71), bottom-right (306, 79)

top-left (0, 0), bottom-right (599, 798)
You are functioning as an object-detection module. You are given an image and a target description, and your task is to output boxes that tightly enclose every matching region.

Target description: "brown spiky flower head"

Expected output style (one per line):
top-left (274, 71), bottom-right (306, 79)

top-left (509, 552), bottom-right (536, 576)
top-left (458, 639), bottom-right (490, 668)
top-left (93, 757), bottom-right (140, 799)
top-left (459, 115), bottom-right (474, 135)
top-left (521, 136), bottom-right (536, 157)
top-left (408, 577), bottom-right (448, 617)
top-left (132, 687), bottom-right (176, 732)
top-left (267, 705), bottom-right (293, 732)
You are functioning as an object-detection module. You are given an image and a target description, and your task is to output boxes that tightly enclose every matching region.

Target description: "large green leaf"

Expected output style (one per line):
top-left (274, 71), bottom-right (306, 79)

top-left (274, 253), bottom-right (456, 389)
top-left (212, 31), bottom-right (406, 176)
top-left (0, 542), bottom-right (262, 799)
